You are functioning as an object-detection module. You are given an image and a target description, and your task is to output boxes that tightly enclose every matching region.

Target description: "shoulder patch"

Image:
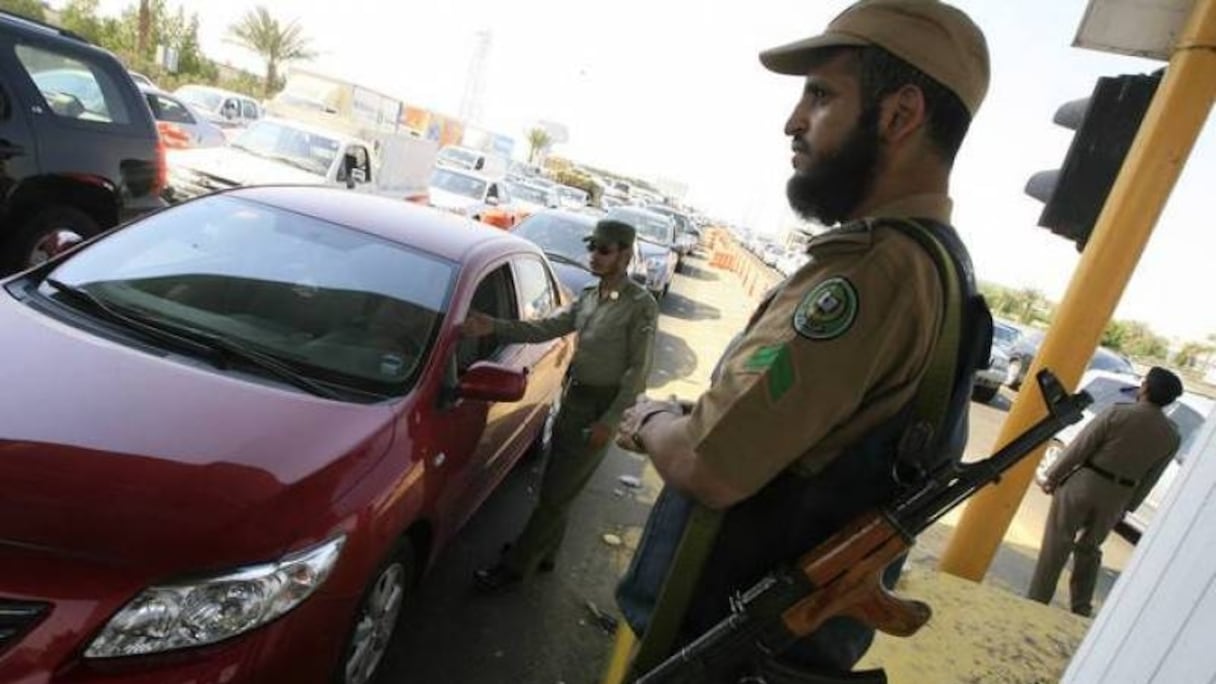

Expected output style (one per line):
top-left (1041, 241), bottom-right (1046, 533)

top-left (793, 277), bottom-right (858, 340)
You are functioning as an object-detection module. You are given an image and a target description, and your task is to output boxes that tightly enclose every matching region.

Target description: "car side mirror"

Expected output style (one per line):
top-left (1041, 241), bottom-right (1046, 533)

top-left (485, 195), bottom-right (500, 206)
top-left (457, 361), bottom-right (527, 402)
top-left (343, 153), bottom-right (359, 188)
top-left (350, 167), bottom-right (367, 185)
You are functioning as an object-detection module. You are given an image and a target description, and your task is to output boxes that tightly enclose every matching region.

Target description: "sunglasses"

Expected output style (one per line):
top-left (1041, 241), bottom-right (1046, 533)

top-left (586, 242), bottom-right (618, 256)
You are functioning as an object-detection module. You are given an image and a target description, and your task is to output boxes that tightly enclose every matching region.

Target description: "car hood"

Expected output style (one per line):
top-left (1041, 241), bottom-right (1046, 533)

top-left (428, 188), bottom-right (480, 212)
top-left (169, 146), bottom-right (328, 186)
top-left (0, 297), bottom-right (398, 572)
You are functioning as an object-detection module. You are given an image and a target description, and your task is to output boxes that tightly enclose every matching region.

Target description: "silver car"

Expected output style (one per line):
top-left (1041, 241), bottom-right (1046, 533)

top-left (139, 86), bottom-right (226, 148)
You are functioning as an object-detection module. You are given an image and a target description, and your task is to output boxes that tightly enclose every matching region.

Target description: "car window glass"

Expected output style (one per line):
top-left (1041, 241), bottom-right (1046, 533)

top-left (45, 196), bottom-right (456, 398)
top-left (514, 257), bottom-right (556, 321)
top-left (16, 44), bottom-right (131, 124)
top-left (458, 265), bottom-right (518, 371)
top-left (241, 99), bottom-right (258, 119)
top-left (152, 93), bottom-right (195, 124)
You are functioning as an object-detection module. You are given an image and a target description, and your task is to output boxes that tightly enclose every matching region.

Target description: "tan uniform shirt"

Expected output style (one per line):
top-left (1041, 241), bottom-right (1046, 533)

top-left (1045, 401), bottom-right (1181, 510)
top-left (687, 195), bottom-right (949, 496)
top-left (493, 278), bottom-right (659, 425)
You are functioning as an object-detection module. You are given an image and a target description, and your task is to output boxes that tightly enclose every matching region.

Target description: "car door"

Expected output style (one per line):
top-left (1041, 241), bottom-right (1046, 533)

top-left (0, 51), bottom-right (39, 205)
top-left (508, 254), bottom-right (571, 452)
top-left (430, 263), bottom-right (533, 531)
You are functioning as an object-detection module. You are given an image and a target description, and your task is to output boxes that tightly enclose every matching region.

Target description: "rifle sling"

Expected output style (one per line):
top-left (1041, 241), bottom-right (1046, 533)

top-left (629, 219), bottom-right (964, 678)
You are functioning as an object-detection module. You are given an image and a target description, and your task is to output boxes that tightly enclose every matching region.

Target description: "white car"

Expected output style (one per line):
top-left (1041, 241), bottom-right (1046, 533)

top-left (165, 118), bottom-right (378, 201)
top-left (1035, 369), bottom-right (1214, 536)
top-left (174, 85), bottom-right (263, 128)
top-left (428, 168), bottom-right (508, 213)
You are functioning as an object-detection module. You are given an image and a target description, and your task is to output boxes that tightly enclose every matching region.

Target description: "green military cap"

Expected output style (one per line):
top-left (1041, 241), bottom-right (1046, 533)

top-left (585, 219), bottom-right (636, 249)
top-left (759, 0), bottom-right (990, 116)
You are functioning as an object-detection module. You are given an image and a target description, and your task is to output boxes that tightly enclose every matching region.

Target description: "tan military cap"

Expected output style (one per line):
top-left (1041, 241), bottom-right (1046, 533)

top-left (585, 219), bottom-right (636, 249)
top-left (759, 0), bottom-right (990, 115)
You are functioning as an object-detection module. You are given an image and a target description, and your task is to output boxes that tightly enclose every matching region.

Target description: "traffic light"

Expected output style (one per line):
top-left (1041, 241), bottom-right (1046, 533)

top-left (1025, 71), bottom-right (1162, 250)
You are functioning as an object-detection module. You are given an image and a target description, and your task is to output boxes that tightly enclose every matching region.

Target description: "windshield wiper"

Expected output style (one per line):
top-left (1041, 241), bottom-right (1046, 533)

top-left (545, 252), bottom-right (590, 271)
top-left (44, 278), bottom-right (340, 400)
top-left (157, 325), bottom-right (343, 400)
top-left (45, 278), bottom-right (219, 358)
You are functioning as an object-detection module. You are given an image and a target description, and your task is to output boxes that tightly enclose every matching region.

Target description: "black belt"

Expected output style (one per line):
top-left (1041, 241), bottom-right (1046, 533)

top-left (1085, 463), bottom-right (1137, 488)
top-left (567, 379), bottom-right (620, 394)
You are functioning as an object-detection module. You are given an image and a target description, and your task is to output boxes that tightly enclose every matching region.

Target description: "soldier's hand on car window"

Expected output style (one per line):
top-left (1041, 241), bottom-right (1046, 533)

top-left (461, 311), bottom-right (494, 337)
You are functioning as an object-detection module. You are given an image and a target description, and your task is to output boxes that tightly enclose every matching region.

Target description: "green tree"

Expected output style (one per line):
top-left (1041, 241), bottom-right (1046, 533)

top-left (227, 6), bottom-right (316, 97)
top-left (1174, 341), bottom-right (1215, 369)
top-left (526, 127), bottom-right (552, 165)
top-left (0, 0), bottom-right (46, 21)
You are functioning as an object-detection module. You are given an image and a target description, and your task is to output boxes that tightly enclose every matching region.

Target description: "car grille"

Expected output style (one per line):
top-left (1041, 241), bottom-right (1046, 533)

top-left (0, 599), bottom-right (49, 651)
top-left (167, 169), bottom-right (240, 202)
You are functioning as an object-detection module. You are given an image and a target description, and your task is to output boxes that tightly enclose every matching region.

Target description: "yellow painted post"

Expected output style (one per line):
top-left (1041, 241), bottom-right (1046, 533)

top-left (600, 624), bottom-right (637, 684)
top-left (939, 0), bottom-right (1216, 580)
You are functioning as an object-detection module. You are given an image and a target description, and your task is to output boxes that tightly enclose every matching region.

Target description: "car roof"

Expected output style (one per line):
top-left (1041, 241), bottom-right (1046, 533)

top-left (226, 186), bottom-right (536, 263)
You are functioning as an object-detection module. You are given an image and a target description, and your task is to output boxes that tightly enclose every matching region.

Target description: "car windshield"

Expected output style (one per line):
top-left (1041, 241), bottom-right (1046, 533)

top-left (439, 148), bottom-right (478, 168)
top-left (993, 323), bottom-right (1020, 348)
top-left (430, 169), bottom-right (486, 199)
top-left (559, 186), bottom-right (587, 201)
top-left (508, 183), bottom-right (550, 206)
top-left (608, 209), bottom-right (674, 245)
top-left (175, 86), bottom-right (223, 112)
top-left (513, 214), bottom-right (593, 264)
top-left (1090, 349), bottom-right (1134, 374)
top-left (231, 121), bottom-right (341, 176)
top-left (43, 196), bottom-right (456, 399)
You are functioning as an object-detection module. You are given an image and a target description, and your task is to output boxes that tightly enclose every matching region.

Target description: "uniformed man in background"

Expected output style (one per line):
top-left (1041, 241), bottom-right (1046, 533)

top-left (613, 0), bottom-right (991, 678)
top-left (1029, 366), bottom-right (1184, 616)
top-left (462, 219), bottom-right (658, 593)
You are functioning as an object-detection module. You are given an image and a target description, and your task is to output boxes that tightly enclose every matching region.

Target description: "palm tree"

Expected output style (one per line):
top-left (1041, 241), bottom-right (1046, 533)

top-left (526, 127), bottom-right (552, 165)
top-left (228, 6), bottom-right (317, 96)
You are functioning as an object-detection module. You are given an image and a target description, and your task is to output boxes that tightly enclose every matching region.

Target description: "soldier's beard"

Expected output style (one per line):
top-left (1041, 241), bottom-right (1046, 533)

top-left (786, 108), bottom-right (880, 226)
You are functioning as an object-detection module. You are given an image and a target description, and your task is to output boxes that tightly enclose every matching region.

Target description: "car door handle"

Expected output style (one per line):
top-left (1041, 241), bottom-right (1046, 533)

top-left (0, 139), bottom-right (25, 157)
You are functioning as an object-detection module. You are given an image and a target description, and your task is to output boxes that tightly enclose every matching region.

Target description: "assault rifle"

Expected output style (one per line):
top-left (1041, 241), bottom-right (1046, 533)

top-left (637, 369), bottom-right (1092, 684)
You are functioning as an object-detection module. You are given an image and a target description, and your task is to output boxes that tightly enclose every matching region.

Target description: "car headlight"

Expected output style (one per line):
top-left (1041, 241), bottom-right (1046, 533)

top-left (645, 255), bottom-right (667, 272)
top-left (85, 536), bottom-right (345, 658)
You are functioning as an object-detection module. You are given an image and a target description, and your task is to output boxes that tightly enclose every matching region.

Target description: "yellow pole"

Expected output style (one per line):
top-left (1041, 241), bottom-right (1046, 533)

top-left (939, 0), bottom-right (1216, 580)
top-left (600, 624), bottom-right (637, 684)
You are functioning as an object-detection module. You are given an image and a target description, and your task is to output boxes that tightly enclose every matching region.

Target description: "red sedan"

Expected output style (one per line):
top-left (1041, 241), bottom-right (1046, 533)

top-left (0, 186), bottom-right (572, 684)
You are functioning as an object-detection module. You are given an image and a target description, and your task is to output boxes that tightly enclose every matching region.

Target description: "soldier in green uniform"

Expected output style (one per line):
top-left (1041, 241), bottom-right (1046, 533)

top-left (462, 218), bottom-right (659, 592)
top-left (611, 0), bottom-right (991, 678)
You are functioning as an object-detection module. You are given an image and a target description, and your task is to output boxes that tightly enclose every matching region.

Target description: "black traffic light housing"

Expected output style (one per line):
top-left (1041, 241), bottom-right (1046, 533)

top-left (1025, 71), bottom-right (1162, 250)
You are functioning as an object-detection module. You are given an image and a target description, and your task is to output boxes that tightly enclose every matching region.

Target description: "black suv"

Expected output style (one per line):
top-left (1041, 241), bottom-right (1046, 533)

top-left (0, 11), bottom-right (164, 274)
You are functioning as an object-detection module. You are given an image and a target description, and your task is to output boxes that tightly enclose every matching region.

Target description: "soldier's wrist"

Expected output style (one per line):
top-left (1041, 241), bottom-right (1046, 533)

top-left (631, 406), bottom-right (679, 451)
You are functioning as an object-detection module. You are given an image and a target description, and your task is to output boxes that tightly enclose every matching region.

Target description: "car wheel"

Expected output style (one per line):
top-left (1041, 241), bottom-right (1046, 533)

top-left (339, 540), bottom-right (415, 684)
top-left (1035, 438), bottom-right (1065, 486)
top-left (6, 206), bottom-right (100, 273)
top-left (1006, 358), bottom-right (1024, 390)
top-left (971, 384), bottom-right (999, 403)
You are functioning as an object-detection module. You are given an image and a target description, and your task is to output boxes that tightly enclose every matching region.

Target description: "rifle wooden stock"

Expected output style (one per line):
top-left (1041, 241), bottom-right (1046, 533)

top-left (781, 513), bottom-right (930, 639)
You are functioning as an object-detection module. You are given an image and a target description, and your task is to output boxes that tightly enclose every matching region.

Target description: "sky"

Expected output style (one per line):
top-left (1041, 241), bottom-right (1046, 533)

top-left (71, 0), bottom-right (1215, 343)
